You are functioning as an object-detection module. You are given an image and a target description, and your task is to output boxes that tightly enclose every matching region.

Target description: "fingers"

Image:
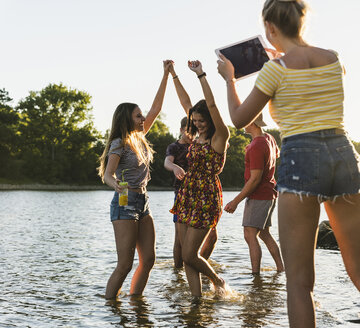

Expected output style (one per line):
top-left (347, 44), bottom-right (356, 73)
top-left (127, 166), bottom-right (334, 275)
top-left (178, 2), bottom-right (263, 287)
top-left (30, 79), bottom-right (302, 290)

top-left (188, 60), bottom-right (201, 69)
top-left (219, 53), bottom-right (230, 62)
top-left (163, 59), bottom-right (174, 71)
top-left (224, 203), bottom-right (235, 213)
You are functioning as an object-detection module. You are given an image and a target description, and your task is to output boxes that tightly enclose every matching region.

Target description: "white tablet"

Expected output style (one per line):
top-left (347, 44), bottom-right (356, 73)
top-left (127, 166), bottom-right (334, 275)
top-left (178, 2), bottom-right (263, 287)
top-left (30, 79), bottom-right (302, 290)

top-left (215, 35), bottom-right (270, 80)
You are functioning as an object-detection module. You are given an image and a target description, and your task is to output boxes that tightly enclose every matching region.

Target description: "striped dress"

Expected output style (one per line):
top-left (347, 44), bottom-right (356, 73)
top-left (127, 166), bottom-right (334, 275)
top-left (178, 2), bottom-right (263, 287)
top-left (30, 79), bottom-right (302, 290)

top-left (255, 59), bottom-right (345, 139)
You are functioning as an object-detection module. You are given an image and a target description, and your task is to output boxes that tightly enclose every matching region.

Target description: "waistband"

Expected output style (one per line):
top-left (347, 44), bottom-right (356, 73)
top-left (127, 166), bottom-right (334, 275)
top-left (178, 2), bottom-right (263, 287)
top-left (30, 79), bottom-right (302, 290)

top-left (128, 186), bottom-right (147, 194)
top-left (283, 128), bottom-right (346, 141)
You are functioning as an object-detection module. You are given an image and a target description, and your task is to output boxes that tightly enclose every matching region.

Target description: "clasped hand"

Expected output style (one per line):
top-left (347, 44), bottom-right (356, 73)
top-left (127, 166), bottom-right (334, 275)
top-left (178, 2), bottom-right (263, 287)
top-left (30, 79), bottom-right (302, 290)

top-left (188, 60), bottom-right (203, 75)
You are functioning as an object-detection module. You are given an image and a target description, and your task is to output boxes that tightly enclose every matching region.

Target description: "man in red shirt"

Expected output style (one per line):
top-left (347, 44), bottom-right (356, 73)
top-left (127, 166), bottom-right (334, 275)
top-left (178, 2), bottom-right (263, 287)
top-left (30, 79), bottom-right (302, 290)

top-left (225, 114), bottom-right (284, 274)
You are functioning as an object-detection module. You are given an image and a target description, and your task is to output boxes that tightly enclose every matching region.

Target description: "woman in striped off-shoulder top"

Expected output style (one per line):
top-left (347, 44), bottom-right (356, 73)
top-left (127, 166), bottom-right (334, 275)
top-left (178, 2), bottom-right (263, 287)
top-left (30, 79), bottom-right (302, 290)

top-left (217, 0), bottom-right (360, 327)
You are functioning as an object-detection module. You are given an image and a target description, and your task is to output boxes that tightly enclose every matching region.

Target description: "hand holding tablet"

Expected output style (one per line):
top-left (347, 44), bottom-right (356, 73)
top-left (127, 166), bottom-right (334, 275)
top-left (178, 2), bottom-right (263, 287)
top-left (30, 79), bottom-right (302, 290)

top-left (216, 35), bottom-right (270, 81)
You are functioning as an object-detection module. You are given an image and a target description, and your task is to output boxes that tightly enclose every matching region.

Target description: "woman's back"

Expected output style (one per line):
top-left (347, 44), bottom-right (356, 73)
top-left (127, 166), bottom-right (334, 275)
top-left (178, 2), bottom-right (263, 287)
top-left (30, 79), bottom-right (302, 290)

top-left (255, 46), bottom-right (345, 138)
top-left (280, 46), bottom-right (338, 70)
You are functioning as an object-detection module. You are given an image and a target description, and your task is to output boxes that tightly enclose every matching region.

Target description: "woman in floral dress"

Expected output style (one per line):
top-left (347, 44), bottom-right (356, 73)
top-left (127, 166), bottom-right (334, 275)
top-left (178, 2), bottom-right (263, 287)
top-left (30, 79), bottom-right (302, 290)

top-left (170, 60), bottom-right (230, 296)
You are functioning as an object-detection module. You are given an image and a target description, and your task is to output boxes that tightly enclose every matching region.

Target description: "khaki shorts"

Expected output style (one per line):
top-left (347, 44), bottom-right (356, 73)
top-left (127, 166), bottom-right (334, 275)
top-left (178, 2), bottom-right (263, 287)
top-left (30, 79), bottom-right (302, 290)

top-left (242, 198), bottom-right (276, 230)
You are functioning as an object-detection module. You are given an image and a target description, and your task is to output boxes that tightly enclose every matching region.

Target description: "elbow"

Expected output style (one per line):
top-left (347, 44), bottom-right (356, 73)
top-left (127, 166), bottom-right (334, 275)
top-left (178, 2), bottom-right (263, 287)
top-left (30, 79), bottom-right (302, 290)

top-left (233, 119), bottom-right (245, 130)
top-left (232, 115), bottom-right (251, 130)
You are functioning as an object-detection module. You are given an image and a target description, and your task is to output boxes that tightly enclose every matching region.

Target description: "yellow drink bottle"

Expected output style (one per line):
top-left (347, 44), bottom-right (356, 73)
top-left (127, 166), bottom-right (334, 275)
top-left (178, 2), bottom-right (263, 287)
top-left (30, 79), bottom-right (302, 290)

top-left (119, 182), bottom-right (128, 206)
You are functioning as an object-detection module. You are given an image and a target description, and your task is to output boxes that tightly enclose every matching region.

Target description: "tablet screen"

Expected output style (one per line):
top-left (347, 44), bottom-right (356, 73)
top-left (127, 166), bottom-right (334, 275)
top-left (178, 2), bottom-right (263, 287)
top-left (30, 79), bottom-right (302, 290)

top-left (216, 36), bottom-right (270, 80)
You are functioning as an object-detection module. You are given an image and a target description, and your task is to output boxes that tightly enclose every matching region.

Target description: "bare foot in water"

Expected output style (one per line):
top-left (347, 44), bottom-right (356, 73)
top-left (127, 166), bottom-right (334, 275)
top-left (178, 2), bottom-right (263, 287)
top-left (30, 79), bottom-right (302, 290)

top-left (213, 277), bottom-right (227, 295)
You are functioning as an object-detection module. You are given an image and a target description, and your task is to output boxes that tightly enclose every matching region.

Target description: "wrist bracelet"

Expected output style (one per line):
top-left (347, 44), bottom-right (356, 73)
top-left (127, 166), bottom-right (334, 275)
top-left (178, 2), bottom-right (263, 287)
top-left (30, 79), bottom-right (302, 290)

top-left (173, 75), bottom-right (178, 80)
top-left (197, 72), bottom-right (206, 79)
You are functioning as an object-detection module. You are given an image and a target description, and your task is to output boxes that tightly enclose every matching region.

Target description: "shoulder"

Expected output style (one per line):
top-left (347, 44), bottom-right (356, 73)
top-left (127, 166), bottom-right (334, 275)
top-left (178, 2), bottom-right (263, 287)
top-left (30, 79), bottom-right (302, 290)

top-left (110, 137), bottom-right (122, 147)
top-left (256, 60), bottom-right (285, 95)
top-left (109, 138), bottom-right (124, 156)
top-left (251, 136), bottom-right (269, 152)
top-left (283, 46), bottom-right (339, 69)
top-left (166, 141), bottom-right (179, 153)
top-left (261, 59), bottom-right (285, 72)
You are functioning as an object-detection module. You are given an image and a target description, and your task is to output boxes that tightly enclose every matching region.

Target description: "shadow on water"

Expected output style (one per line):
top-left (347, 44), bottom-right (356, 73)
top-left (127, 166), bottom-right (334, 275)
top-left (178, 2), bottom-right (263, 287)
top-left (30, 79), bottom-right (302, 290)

top-left (162, 267), bottom-right (221, 327)
top-left (106, 295), bottom-right (154, 328)
top-left (239, 273), bottom-right (285, 327)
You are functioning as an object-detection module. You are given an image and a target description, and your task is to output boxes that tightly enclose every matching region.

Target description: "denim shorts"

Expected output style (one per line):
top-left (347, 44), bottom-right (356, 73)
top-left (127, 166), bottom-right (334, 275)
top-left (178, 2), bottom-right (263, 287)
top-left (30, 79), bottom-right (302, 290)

top-left (277, 129), bottom-right (360, 201)
top-left (173, 192), bottom-right (178, 223)
top-left (110, 190), bottom-right (151, 221)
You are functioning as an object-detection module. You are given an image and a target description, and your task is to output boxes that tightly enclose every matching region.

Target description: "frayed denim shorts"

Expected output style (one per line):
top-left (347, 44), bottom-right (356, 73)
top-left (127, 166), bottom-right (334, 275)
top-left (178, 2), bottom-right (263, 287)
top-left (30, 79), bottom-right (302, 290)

top-left (277, 129), bottom-right (360, 202)
top-left (110, 190), bottom-right (151, 222)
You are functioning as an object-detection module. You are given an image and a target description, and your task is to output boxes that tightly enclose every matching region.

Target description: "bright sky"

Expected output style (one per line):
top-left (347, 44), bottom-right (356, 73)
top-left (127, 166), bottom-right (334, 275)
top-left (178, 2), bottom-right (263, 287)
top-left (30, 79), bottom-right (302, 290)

top-left (2, 0), bottom-right (360, 141)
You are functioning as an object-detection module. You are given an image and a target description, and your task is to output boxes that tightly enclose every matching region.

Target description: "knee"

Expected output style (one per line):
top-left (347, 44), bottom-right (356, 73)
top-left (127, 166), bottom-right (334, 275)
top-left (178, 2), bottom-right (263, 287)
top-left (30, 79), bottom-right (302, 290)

top-left (174, 236), bottom-right (182, 248)
top-left (207, 229), bottom-right (218, 245)
top-left (182, 248), bottom-right (196, 266)
top-left (244, 229), bottom-right (258, 245)
top-left (259, 229), bottom-right (270, 241)
top-left (141, 253), bottom-right (155, 270)
top-left (286, 271), bottom-right (315, 292)
top-left (115, 262), bottom-right (133, 277)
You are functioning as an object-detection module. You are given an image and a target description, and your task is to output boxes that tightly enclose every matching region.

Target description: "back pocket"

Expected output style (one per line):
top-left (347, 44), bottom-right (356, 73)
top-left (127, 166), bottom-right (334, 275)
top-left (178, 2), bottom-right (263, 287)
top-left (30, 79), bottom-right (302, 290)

top-left (281, 147), bottom-right (320, 190)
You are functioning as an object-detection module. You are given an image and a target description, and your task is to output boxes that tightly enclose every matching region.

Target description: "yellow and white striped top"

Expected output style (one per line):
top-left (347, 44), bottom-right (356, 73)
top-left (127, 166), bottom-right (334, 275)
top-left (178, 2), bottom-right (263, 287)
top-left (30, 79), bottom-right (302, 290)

top-left (255, 59), bottom-right (345, 139)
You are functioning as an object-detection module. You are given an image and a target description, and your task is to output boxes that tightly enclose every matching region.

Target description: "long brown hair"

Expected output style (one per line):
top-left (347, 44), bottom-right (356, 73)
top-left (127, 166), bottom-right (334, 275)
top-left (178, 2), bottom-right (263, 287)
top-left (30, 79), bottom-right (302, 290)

top-left (98, 103), bottom-right (154, 182)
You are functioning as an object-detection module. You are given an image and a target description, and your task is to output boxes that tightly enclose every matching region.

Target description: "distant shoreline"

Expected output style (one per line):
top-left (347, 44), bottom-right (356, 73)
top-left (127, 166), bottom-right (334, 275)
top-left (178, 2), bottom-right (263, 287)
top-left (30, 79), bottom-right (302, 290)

top-left (0, 184), bottom-right (240, 192)
top-left (0, 183), bottom-right (173, 191)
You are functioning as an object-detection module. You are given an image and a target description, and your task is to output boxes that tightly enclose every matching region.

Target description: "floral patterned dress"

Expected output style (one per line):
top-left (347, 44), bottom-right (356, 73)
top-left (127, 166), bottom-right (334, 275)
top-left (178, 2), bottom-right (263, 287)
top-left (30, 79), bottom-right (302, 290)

top-left (170, 141), bottom-right (226, 229)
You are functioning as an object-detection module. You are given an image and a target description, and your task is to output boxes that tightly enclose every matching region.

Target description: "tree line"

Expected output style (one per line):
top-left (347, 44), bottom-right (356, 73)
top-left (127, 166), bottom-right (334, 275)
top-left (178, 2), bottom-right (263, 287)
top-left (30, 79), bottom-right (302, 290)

top-left (1, 84), bottom-right (359, 189)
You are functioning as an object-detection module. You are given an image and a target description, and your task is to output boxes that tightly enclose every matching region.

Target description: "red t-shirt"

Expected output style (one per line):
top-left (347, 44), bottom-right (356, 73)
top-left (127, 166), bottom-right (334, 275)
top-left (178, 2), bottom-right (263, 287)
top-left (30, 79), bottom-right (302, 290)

top-left (244, 133), bottom-right (279, 200)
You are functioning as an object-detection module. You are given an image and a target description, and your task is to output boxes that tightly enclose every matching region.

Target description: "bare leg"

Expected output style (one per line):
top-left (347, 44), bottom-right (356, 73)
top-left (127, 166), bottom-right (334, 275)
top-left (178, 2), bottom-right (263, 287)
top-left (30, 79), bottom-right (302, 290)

top-left (244, 226), bottom-right (262, 274)
top-left (324, 193), bottom-right (360, 290)
top-left (179, 224), bottom-right (225, 296)
top-left (178, 223), bottom-right (202, 296)
top-left (130, 215), bottom-right (156, 295)
top-left (278, 193), bottom-right (320, 328)
top-left (200, 227), bottom-right (218, 260)
top-left (259, 227), bottom-right (285, 272)
top-left (105, 220), bottom-right (138, 299)
top-left (173, 222), bottom-right (183, 268)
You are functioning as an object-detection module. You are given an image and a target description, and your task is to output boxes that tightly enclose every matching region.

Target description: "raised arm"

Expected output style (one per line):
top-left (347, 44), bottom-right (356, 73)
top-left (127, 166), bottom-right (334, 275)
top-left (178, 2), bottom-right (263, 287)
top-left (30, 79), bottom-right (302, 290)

top-left (188, 60), bottom-right (229, 152)
top-left (169, 62), bottom-right (192, 114)
top-left (144, 60), bottom-right (172, 134)
top-left (217, 54), bottom-right (270, 129)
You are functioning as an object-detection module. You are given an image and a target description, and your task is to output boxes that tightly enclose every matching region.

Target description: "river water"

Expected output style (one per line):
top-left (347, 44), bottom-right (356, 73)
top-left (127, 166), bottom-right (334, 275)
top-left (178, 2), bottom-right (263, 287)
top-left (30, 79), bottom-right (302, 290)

top-left (0, 190), bottom-right (358, 327)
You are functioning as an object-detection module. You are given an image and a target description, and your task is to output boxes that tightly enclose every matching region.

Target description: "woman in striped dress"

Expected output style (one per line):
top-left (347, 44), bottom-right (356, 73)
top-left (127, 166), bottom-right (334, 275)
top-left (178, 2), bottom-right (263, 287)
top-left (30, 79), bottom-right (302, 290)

top-left (217, 0), bottom-right (360, 327)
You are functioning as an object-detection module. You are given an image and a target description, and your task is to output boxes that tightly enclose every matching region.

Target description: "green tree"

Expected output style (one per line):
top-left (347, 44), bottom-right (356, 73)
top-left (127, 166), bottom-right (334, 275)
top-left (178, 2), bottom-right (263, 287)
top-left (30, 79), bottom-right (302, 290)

top-left (17, 83), bottom-right (102, 183)
top-left (221, 126), bottom-right (250, 188)
top-left (146, 116), bottom-right (176, 187)
top-left (0, 89), bottom-right (19, 177)
top-left (352, 140), bottom-right (360, 155)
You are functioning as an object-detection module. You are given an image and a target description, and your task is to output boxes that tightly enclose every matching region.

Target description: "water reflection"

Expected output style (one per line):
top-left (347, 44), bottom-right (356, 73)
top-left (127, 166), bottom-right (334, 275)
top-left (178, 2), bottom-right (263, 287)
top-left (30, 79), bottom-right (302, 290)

top-left (240, 273), bottom-right (285, 327)
top-left (107, 295), bottom-right (154, 328)
top-left (0, 191), bottom-right (356, 327)
top-left (179, 297), bottom-right (219, 328)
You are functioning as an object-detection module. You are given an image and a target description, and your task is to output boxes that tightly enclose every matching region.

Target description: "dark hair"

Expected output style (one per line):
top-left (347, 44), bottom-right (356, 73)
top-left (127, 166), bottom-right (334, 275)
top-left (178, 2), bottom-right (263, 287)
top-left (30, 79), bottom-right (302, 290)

top-left (262, 0), bottom-right (307, 39)
top-left (187, 99), bottom-right (215, 140)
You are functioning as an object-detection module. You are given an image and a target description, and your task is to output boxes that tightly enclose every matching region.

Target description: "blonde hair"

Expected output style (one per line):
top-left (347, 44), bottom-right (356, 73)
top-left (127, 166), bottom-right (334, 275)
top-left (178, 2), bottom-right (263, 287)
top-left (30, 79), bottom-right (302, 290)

top-left (98, 103), bottom-right (154, 182)
top-left (262, 0), bottom-right (308, 39)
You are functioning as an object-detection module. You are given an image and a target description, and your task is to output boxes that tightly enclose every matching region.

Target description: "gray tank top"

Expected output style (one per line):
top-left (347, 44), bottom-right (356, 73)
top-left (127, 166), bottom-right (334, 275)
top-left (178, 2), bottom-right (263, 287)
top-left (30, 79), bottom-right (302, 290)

top-left (108, 138), bottom-right (150, 188)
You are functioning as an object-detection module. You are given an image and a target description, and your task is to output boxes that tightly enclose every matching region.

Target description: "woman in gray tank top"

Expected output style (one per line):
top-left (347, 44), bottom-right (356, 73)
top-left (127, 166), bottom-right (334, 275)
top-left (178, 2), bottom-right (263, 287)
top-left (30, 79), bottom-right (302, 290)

top-left (98, 60), bottom-right (172, 299)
